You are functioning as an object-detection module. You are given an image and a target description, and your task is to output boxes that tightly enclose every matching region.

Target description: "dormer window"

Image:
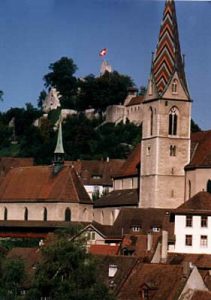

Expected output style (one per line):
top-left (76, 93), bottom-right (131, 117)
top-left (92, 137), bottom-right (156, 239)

top-left (131, 225), bottom-right (141, 232)
top-left (92, 175), bottom-right (102, 180)
top-left (152, 226), bottom-right (160, 232)
top-left (172, 79), bottom-right (178, 94)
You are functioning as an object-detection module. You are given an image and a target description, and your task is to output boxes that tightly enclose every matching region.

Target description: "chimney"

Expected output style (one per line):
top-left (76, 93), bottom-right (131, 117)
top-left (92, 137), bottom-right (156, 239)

top-left (182, 261), bottom-right (191, 278)
top-left (147, 232), bottom-right (153, 251)
top-left (161, 230), bottom-right (168, 263)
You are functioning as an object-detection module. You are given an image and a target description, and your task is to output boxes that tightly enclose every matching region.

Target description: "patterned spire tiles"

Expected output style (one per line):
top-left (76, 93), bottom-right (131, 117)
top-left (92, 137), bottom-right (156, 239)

top-left (152, 0), bottom-right (188, 96)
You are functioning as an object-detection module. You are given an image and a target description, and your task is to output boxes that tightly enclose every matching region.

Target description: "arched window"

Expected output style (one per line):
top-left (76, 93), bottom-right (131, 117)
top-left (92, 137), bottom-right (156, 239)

top-left (43, 207), bottom-right (47, 221)
top-left (172, 79), bottom-right (178, 94)
top-left (24, 207), bottom-right (28, 221)
top-left (207, 180), bottom-right (211, 193)
top-left (170, 145), bottom-right (176, 156)
top-left (4, 207), bottom-right (7, 221)
top-left (65, 208), bottom-right (71, 222)
top-left (188, 180), bottom-right (192, 198)
top-left (169, 107), bottom-right (178, 135)
top-left (150, 107), bottom-right (153, 136)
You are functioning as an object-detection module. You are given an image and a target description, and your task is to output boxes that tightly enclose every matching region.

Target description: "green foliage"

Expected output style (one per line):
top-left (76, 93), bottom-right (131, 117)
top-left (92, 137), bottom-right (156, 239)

top-left (0, 238), bottom-right (40, 250)
top-left (191, 119), bottom-right (201, 133)
top-left (0, 257), bottom-right (26, 299)
top-left (43, 57), bottom-right (78, 109)
top-left (77, 71), bottom-right (134, 111)
top-left (26, 230), bottom-right (114, 300)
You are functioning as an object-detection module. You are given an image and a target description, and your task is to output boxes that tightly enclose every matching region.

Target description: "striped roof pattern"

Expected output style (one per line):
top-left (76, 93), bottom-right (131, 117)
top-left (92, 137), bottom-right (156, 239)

top-left (152, 0), bottom-right (187, 95)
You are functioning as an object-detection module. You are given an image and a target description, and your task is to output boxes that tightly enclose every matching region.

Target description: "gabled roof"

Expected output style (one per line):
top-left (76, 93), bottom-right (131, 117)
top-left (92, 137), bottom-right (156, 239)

top-left (115, 143), bottom-right (140, 178)
top-left (68, 159), bottom-right (125, 186)
top-left (94, 189), bottom-right (139, 208)
top-left (112, 208), bottom-right (168, 234)
top-left (117, 263), bottom-right (186, 300)
top-left (0, 165), bottom-right (92, 204)
top-left (186, 131), bottom-right (211, 169)
top-left (174, 192), bottom-right (211, 215)
top-left (152, 0), bottom-right (189, 96)
top-left (96, 255), bottom-right (138, 295)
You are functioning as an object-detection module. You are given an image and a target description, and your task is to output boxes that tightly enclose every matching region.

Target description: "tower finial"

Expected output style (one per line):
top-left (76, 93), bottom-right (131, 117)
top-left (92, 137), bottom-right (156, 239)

top-left (53, 116), bottom-right (64, 174)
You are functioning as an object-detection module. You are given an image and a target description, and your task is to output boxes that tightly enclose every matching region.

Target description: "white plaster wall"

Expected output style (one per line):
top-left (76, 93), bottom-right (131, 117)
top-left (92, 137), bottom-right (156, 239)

top-left (0, 202), bottom-right (93, 222)
top-left (174, 215), bottom-right (211, 254)
top-left (185, 169), bottom-right (211, 201)
top-left (94, 207), bottom-right (123, 225)
top-left (113, 177), bottom-right (138, 191)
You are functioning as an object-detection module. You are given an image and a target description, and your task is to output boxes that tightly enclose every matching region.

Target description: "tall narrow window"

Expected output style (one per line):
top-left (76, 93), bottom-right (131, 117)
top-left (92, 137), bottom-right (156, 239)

top-left (150, 107), bottom-right (153, 136)
top-left (4, 207), bottom-right (8, 221)
top-left (24, 207), bottom-right (28, 221)
top-left (207, 180), bottom-right (211, 193)
top-left (201, 216), bottom-right (208, 228)
top-left (200, 235), bottom-right (208, 247)
top-left (186, 215), bottom-right (192, 227)
top-left (185, 235), bottom-right (192, 246)
top-left (169, 107), bottom-right (178, 135)
top-left (43, 207), bottom-right (47, 221)
top-left (172, 79), bottom-right (178, 94)
top-left (65, 208), bottom-right (71, 222)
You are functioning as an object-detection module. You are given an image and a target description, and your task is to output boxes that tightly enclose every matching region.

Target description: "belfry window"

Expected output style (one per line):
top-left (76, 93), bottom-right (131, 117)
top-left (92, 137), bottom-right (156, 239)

top-left (150, 107), bottom-right (153, 136)
top-left (169, 107), bottom-right (178, 135)
top-left (207, 180), bottom-right (211, 193)
top-left (172, 79), bottom-right (178, 94)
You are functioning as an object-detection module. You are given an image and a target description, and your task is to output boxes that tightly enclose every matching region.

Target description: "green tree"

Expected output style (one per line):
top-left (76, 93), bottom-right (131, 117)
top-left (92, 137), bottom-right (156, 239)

top-left (191, 119), bottom-right (201, 133)
top-left (43, 57), bottom-right (78, 109)
top-left (0, 258), bottom-right (26, 299)
top-left (77, 71), bottom-right (134, 111)
top-left (26, 230), bottom-right (114, 300)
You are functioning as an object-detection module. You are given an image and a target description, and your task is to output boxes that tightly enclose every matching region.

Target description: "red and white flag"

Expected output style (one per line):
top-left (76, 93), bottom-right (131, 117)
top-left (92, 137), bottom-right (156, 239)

top-left (99, 48), bottom-right (107, 57)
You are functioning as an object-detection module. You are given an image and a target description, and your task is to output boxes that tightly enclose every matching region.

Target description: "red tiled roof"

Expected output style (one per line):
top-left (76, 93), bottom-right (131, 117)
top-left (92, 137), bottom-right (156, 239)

top-left (94, 189), bottom-right (139, 208)
top-left (168, 253), bottom-right (211, 269)
top-left (187, 131), bottom-right (211, 169)
top-left (115, 143), bottom-right (140, 178)
top-left (89, 244), bottom-right (119, 256)
top-left (125, 96), bottom-right (144, 107)
top-left (175, 192), bottom-right (211, 214)
top-left (0, 157), bottom-right (34, 178)
top-left (191, 291), bottom-right (211, 300)
top-left (67, 159), bottom-right (125, 186)
top-left (117, 263), bottom-right (186, 300)
top-left (0, 165), bottom-right (92, 204)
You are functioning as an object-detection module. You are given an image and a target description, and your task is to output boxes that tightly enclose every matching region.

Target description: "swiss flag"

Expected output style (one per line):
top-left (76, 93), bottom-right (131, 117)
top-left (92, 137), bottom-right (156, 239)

top-left (99, 48), bottom-right (107, 57)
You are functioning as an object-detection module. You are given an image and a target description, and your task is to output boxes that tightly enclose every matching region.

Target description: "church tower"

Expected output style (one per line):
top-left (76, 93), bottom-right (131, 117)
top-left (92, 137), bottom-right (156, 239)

top-left (140, 0), bottom-right (191, 208)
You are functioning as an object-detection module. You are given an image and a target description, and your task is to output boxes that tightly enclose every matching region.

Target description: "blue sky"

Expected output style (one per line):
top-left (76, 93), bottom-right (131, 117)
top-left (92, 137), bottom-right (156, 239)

top-left (0, 0), bottom-right (210, 129)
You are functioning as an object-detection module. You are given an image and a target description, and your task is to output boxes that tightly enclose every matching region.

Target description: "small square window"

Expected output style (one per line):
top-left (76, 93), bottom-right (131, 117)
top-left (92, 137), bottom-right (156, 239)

top-left (201, 216), bottom-right (208, 228)
top-left (200, 235), bottom-right (208, 247)
top-left (185, 235), bottom-right (192, 246)
top-left (186, 216), bottom-right (192, 227)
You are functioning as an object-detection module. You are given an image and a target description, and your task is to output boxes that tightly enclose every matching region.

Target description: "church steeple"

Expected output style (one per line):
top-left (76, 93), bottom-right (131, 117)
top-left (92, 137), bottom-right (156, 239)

top-left (53, 118), bottom-right (64, 174)
top-left (151, 0), bottom-right (189, 98)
